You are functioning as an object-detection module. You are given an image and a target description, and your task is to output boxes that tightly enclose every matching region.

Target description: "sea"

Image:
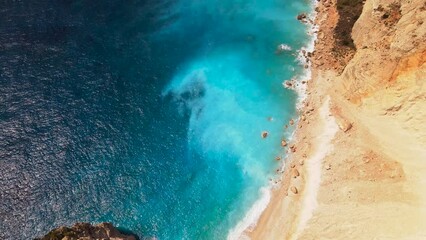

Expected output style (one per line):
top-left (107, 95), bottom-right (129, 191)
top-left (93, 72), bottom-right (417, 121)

top-left (0, 0), bottom-right (312, 239)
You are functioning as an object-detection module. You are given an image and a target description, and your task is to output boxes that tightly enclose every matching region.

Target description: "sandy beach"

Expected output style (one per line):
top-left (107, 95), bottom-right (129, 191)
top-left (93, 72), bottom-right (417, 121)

top-left (247, 0), bottom-right (426, 239)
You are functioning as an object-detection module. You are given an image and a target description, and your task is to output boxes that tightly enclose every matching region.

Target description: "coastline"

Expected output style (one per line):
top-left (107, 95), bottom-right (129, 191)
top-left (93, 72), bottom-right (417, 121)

top-left (245, 0), bottom-right (335, 238)
top-left (227, 2), bottom-right (320, 239)
top-left (248, 0), bottom-right (426, 239)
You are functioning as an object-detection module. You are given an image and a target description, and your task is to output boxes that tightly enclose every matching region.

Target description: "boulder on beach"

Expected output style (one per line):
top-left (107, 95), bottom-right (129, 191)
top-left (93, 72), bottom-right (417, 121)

top-left (339, 121), bottom-right (353, 132)
top-left (292, 168), bottom-right (300, 178)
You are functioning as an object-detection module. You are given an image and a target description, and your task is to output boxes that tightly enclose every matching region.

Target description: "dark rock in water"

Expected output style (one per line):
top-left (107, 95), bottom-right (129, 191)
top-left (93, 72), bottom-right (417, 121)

top-left (34, 222), bottom-right (138, 240)
top-left (297, 13), bottom-right (307, 21)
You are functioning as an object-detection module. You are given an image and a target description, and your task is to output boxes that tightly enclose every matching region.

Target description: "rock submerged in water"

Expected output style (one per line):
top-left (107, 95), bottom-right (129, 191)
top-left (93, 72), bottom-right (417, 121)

top-left (297, 13), bottom-right (307, 21)
top-left (283, 80), bottom-right (292, 88)
top-left (34, 222), bottom-right (138, 240)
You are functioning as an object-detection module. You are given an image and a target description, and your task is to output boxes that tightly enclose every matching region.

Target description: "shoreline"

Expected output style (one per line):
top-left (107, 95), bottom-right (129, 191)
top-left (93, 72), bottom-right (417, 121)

top-left (248, 0), bottom-right (426, 239)
top-left (227, 1), bottom-right (321, 239)
top-left (245, 0), bottom-right (335, 238)
top-left (226, 1), bottom-right (321, 238)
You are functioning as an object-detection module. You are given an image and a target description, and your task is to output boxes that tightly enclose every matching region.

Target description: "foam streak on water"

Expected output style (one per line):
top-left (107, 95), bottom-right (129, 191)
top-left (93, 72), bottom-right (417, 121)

top-left (0, 0), bottom-right (312, 239)
top-left (160, 0), bottom-right (312, 238)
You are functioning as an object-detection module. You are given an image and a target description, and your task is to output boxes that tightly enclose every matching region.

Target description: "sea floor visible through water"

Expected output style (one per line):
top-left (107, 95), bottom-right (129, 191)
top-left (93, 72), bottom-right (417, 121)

top-left (0, 0), bottom-right (313, 239)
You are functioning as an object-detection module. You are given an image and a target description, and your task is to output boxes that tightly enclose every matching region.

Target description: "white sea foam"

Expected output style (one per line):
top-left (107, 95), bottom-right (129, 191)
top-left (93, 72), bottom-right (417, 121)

top-left (228, 1), bottom-right (321, 239)
top-left (277, 43), bottom-right (292, 52)
top-left (292, 0), bottom-right (319, 109)
top-left (227, 187), bottom-right (271, 240)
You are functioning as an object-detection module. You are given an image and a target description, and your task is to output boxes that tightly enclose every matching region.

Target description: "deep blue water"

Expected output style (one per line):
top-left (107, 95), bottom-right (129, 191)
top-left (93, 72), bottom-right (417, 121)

top-left (0, 0), bottom-right (311, 239)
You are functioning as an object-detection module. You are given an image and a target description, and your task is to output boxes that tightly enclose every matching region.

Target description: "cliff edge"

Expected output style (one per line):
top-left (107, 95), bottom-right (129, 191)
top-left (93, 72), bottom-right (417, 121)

top-left (35, 222), bottom-right (138, 240)
top-left (250, 0), bottom-right (426, 239)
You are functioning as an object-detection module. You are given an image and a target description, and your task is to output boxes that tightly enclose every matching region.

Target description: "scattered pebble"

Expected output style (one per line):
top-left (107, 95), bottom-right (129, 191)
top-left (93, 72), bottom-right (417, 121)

top-left (292, 169), bottom-right (300, 178)
top-left (290, 186), bottom-right (298, 194)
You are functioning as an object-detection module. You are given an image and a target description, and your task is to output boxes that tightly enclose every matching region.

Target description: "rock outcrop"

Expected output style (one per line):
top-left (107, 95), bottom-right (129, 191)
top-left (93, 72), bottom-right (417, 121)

top-left (343, 0), bottom-right (426, 105)
top-left (35, 222), bottom-right (138, 240)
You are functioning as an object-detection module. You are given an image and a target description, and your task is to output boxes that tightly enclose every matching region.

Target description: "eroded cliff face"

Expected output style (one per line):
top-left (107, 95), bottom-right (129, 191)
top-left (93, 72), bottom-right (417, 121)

top-left (341, 0), bottom-right (426, 105)
top-left (340, 0), bottom-right (426, 152)
top-left (35, 222), bottom-right (138, 240)
top-left (298, 0), bottom-right (426, 238)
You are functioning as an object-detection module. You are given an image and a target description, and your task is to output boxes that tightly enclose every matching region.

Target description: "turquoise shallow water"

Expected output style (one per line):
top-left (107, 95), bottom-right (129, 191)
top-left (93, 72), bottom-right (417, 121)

top-left (0, 0), bottom-right (311, 239)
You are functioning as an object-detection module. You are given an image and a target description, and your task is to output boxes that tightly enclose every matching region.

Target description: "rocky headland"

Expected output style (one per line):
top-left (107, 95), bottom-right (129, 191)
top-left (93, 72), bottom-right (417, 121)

top-left (35, 222), bottom-right (138, 240)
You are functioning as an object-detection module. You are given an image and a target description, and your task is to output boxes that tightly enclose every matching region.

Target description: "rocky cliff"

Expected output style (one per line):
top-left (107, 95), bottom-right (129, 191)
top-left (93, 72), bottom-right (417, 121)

top-left (299, 0), bottom-right (426, 238)
top-left (35, 222), bottom-right (138, 240)
top-left (343, 0), bottom-right (426, 105)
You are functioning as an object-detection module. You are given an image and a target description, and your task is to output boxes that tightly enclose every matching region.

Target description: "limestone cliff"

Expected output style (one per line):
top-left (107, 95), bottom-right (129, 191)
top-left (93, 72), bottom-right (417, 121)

top-left (342, 0), bottom-right (426, 105)
top-left (298, 0), bottom-right (426, 238)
